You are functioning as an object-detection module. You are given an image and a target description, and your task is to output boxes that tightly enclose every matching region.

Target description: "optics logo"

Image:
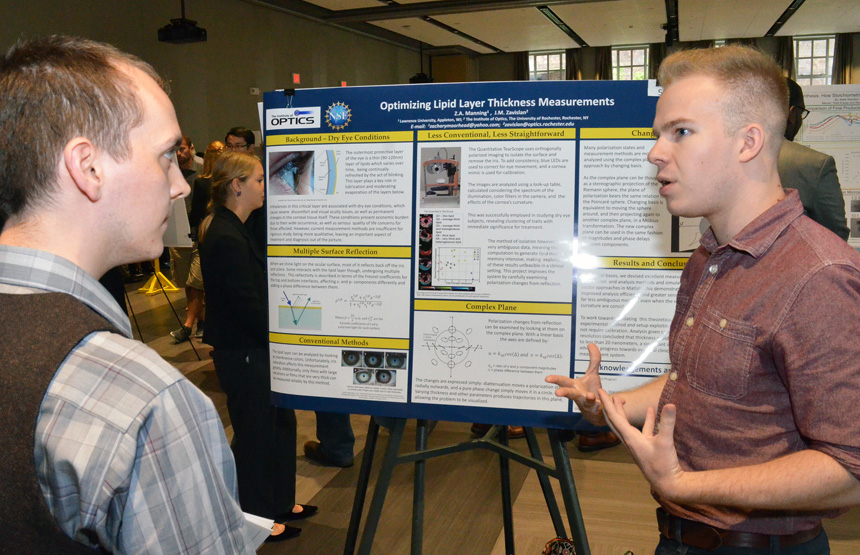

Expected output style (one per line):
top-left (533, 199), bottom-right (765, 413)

top-left (267, 107), bottom-right (321, 130)
top-left (325, 102), bottom-right (351, 130)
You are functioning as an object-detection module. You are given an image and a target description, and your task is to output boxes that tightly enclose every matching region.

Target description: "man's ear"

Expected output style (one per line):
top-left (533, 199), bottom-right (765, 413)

top-left (63, 137), bottom-right (103, 202)
top-left (738, 123), bottom-right (766, 163)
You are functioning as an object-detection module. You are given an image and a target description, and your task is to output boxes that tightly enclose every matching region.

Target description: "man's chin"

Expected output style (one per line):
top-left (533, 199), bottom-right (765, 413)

top-left (140, 243), bottom-right (164, 264)
top-left (664, 200), bottom-right (698, 219)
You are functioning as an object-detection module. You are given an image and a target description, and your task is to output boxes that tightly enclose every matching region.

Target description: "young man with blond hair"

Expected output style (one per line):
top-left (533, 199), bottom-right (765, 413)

top-left (549, 46), bottom-right (860, 553)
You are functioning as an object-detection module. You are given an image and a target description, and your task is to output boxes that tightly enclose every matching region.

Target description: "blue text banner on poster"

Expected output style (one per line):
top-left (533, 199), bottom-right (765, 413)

top-left (264, 79), bottom-right (684, 430)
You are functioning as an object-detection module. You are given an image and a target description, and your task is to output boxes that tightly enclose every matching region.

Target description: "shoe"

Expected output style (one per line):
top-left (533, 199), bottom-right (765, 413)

top-left (470, 423), bottom-right (491, 436)
top-left (577, 431), bottom-right (620, 452)
top-left (555, 428), bottom-right (577, 443)
top-left (194, 321), bottom-right (204, 338)
top-left (506, 426), bottom-right (526, 439)
top-left (304, 440), bottom-right (354, 468)
top-left (170, 326), bottom-right (191, 343)
top-left (275, 504), bottom-right (318, 522)
top-left (470, 423), bottom-right (525, 439)
top-left (264, 524), bottom-right (301, 543)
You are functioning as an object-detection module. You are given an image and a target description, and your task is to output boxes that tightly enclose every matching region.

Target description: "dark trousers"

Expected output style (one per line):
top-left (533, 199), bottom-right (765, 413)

top-left (212, 348), bottom-right (296, 518)
top-left (315, 411), bottom-right (355, 463)
top-left (655, 529), bottom-right (829, 555)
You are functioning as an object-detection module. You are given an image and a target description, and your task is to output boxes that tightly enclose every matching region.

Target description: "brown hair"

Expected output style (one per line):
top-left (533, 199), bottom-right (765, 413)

top-left (657, 46), bottom-right (788, 158)
top-left (198, 151), bottom-right (260, 243)
top-left (200, 140), bottom-right (224, 179)
top-left (0, 35), bottom-right (166, 229)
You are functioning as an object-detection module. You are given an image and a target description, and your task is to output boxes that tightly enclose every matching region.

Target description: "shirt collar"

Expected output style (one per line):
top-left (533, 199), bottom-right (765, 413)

top-left (700, 189), bottom-right (804, 258)
top-left (0, 245), bottom-right (132, 337)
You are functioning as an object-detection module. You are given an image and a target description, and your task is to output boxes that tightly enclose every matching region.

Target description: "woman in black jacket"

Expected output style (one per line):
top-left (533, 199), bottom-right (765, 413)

top-left (199, 151), bottom-right (314, 541)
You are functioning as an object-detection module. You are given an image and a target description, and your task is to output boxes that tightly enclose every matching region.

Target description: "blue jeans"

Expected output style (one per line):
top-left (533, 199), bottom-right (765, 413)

top-left (654, 529), bottom-right (829, 555)
top-left (315, 411), bottom-right (354, 463)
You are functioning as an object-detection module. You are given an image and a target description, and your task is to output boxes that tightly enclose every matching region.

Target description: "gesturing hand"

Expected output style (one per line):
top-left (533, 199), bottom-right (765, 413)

top-left (546, 343), bottom-right (607, 426)
top-left (599, 390), bottom-right (686, 499)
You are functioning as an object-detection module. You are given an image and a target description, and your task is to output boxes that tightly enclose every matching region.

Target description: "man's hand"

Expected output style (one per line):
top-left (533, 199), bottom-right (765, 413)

top-left (546, 343), bottom-right (607, 426)
top-left (599, 389), bottom-right (685, 499)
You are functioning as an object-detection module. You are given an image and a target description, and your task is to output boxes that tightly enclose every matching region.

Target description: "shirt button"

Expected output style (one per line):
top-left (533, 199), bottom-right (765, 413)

top-left (709, 264), bottom-right (718, 275)
top-left (669, 372), bottom-right (678, 381)
top-left (719, 319), bottom-right (727, 329)
top-left (686, 317), bottom-right (694, 327)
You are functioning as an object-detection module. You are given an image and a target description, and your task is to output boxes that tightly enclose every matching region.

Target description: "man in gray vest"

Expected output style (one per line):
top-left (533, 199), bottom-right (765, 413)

top-left (778, 77), bottom-right (849, 239)
top-left (0, 36), bottom-right (259, 552)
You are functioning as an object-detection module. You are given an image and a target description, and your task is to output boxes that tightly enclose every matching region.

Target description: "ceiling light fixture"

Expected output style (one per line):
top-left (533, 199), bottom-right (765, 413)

top-left (158, 0), bottom-right (207, 44)
top-left (537, 6), bottom-right (588, 47)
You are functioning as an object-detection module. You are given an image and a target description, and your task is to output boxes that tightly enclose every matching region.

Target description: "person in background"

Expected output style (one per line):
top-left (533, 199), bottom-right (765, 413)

top-left (171, 139), bottom-right (223, 342)
top-left (777, 77), bottom-right (849, 240)
top-left (199, 151), bottom-right (316, 541)
top-left (225, 126), bottom-right (256, 155)
top-left (224, 126), bottom-right (268, 249)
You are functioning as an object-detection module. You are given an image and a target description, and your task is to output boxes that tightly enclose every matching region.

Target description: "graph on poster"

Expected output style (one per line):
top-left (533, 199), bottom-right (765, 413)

top-left (805, 113), bottom-right (860, 142)
top-left (436, 247), bottom-right (481, 285)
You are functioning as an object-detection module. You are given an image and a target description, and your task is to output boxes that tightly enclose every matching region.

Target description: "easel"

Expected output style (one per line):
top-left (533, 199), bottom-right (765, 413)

top-left (137, 258), bottom-right (179, 295)
top-left (131, 258), bottom-right (201, 361)
top-left (345, 418), bottom-right (589, 555)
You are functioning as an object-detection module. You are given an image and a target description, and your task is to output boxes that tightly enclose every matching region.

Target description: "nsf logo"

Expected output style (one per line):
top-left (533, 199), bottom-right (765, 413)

top-left (326, 102), bottom-right (351, 130)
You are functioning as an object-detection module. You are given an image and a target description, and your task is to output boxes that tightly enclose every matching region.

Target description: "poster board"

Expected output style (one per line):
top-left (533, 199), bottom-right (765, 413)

top-left (263, 79), bottom-right (682, 429)
top-left (163, 198), bottom-right (193, 248)
top-left (795, 84), bottom-right (860, 247)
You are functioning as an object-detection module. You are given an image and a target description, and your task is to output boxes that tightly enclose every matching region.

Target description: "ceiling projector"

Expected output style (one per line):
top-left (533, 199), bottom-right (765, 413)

top-left (158, 18), bottom-right (207, 44)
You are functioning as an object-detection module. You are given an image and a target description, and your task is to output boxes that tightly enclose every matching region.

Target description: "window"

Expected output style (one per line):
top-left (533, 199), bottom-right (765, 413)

top-left (794, 36), bottom-right (835, 86)
top-left (612, 46), bottom-right (648, 80)
top-left (529, 51), bottom-right (566, 81)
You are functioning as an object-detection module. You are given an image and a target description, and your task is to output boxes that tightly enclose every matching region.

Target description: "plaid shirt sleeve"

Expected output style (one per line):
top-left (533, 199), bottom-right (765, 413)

top-left (35, 332), bottom-right (256, 554)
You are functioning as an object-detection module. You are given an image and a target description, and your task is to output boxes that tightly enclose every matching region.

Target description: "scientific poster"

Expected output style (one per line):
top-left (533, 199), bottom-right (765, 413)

top-left (796, 85), bottom-right (860, 247)
top-left (263, 79), bottom-right (680, 428)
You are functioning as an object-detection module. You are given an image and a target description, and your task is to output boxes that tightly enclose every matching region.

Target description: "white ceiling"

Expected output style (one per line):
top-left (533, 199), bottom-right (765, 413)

top-left (271, 0), bottom-right (860, 54)
top-left (552, 0), bottom-right (666, 46)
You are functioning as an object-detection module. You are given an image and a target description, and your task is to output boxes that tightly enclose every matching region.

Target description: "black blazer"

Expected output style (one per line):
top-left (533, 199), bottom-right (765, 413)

top-left (199, 205), bottom-right (268, 350)
top-left (187, 176), bottom-right (212, 239)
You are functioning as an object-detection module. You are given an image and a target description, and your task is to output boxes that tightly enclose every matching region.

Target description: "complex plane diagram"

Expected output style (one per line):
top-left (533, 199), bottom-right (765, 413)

top-left (422, 316), bottom-right (482, 377)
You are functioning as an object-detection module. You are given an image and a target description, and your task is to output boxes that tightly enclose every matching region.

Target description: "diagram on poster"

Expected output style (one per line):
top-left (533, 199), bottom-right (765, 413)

top-left (422, 316), bottom-right (482, 377)
top-left (277, 292), bottom-right (322, 330)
